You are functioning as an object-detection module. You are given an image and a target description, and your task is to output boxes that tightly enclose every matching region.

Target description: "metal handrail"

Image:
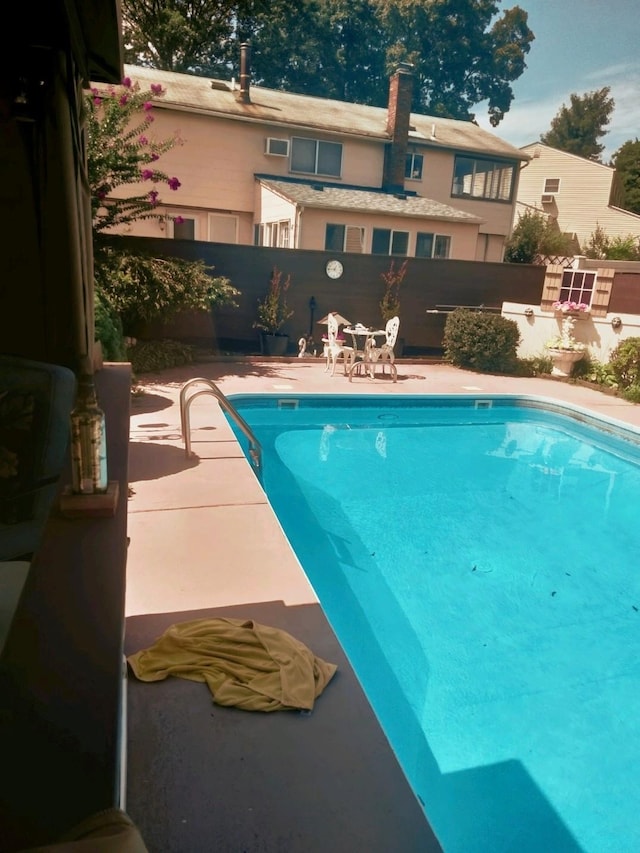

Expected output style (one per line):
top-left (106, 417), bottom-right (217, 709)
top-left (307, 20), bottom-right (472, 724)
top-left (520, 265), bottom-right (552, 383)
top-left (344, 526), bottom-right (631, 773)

top-left (179, 378), bottom-right (262, 475)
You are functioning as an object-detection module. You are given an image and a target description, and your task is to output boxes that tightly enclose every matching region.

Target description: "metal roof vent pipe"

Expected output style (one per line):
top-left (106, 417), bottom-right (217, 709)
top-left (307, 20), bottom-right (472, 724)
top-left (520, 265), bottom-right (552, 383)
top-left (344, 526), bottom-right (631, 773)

top-left (237, 42), bottom-right (251, 104)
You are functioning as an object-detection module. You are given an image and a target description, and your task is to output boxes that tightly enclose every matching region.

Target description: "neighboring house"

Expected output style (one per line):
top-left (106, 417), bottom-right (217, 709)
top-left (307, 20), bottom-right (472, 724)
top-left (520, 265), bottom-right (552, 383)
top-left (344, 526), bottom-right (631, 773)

top-left (515, 142), bottom-right (640, 251)
top-left (112, 49), bottom-right (528, 263)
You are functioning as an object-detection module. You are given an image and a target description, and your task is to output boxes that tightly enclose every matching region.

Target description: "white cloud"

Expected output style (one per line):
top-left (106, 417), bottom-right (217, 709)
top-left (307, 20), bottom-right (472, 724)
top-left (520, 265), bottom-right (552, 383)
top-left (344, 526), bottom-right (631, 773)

top-left (476, 61), bottom-right (640, 160)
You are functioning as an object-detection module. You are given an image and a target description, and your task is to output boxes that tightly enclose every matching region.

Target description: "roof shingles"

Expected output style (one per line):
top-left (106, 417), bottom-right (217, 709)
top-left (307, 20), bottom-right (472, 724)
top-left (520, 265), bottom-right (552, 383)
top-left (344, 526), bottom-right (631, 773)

top-left (258, 177), bottom-right (483, 222)
top-left (125, 64), bottom-right (528, 161)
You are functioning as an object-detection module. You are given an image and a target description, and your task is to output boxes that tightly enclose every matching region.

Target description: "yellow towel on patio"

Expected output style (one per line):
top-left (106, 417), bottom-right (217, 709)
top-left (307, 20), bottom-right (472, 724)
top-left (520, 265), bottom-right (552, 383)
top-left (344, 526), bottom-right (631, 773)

top-left (127, 617), bottom-right (337, 712)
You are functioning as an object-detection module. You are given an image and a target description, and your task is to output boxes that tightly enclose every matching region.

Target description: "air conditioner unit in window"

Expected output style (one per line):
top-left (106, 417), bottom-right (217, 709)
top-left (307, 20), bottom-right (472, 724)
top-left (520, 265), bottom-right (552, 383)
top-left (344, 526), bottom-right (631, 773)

top-left (265, 137), bottom-right (289, 157)
top-left (541, 193), bottom-right (556, 204)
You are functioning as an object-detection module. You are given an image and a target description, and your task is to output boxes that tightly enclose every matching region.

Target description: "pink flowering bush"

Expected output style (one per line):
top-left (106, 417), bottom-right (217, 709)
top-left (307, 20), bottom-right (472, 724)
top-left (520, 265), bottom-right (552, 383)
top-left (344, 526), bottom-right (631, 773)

top-left (86, 77), bottom-right (183, 233)
top-left (87, 76), bottom-right (240, 354)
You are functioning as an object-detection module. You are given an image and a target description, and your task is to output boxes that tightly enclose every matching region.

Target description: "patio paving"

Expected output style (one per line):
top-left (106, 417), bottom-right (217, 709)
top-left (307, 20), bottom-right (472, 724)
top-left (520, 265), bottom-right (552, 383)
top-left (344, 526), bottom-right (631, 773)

top-left (124, 359), bottom-right (640, 852)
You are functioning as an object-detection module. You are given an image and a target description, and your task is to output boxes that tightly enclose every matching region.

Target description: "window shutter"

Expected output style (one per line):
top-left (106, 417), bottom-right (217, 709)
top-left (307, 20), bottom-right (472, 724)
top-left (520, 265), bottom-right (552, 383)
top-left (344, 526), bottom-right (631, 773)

top-left (590, 268), bottom-right (614, 318)
top-left (345, 226), bottom-right (364, 253)
top-left (540, 265), bottom-right (563, 311)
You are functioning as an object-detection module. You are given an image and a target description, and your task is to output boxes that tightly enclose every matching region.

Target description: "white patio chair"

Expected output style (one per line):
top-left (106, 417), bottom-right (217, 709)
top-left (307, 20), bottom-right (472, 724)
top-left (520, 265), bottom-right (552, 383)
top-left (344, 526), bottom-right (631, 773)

top-left (325, 313), bottom-right (355, 375)
top-left (364, 316), bottom-right (399, 380)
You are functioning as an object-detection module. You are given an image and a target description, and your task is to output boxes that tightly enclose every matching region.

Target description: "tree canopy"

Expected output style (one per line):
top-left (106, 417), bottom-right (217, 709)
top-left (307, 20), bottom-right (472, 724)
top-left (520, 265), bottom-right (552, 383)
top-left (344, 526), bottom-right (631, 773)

top-left (503, 209), bottom-right (573, 264)
top-left (121, 0), bottom-right (535, 125)
top-left (540, 87), bottom-right (614, 162)
top-left (612, 139), bottom-right (640, 215)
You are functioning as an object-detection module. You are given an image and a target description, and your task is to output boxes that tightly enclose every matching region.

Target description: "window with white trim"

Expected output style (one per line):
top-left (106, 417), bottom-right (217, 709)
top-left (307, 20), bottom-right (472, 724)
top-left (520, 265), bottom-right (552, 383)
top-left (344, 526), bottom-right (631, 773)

top-left (452, 156), bottom-right (515, 201)
top-left (543, 178), bottom-right (560, 193)
top-left (372, 228), bottom-right (409, 256)
top-left (405, 152), bottom-right (423, 180)
top-left (416, 232), bottom-right (451, 259)
top-left (291, 137), bottom-right (342, 177)
top-left (558, 269), bottom-right (596, 306)
top-left (325, 223), bottom-right (365, 253)
top-left (208, 213), bottom-right (238, 243)
top-left (255, 220), bottom-right (291, 248)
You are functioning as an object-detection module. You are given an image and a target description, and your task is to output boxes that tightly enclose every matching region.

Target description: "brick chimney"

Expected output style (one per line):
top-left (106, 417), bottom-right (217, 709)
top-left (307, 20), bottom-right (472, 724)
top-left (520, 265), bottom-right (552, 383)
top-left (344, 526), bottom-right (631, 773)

top-left (383, 62), bottom-right (414, 193)
top-left (237, 42), bottom-right (251, 104)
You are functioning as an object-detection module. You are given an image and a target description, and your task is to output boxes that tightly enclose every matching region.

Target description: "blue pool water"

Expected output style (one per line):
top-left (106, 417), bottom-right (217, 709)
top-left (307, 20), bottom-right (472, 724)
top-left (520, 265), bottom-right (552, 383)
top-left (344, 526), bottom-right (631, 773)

top-left (226, 395), bottom-right (640, 852)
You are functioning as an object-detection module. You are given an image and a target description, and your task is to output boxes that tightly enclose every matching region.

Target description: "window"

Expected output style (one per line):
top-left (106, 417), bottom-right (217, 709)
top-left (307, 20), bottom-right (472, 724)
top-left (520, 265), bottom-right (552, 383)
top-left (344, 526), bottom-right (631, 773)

top-left (256, 220), bottom-right (290, 248)
top-left (325, 223), bottom-right (345, 252)
top-left (372, 228), bottom-right (409, 256)
top-left (544, 178), bottom-right (560, 194)
top-left (325, 223), bottom-right (365, 253)
top-left (291, 137), bottom-right (342, 177)
top-left (253, 219), bottom-right (291, 249)
top-left (416, 232), bottom-right (451, 259)
top-left (405, 152), bottom-right (423, 180)
top-left (452, 156), bottom-right (515, 201)
top-left (208, 214), bottom-right (237, 243)
top-left (559, 270), bottom-right (596, 306)
top-left (170, 216), bottom-right (195, 240)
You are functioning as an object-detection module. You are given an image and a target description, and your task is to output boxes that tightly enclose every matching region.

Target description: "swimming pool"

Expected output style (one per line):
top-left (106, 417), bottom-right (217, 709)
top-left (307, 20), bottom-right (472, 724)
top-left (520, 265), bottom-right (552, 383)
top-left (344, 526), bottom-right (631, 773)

top-left (225, 394), bottom-right (640, 852)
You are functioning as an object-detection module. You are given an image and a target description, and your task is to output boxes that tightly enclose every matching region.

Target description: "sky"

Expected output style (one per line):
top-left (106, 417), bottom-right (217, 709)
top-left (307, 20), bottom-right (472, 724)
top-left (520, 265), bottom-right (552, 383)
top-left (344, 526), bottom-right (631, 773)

top-left (475, 0), bottom-right (640, 162)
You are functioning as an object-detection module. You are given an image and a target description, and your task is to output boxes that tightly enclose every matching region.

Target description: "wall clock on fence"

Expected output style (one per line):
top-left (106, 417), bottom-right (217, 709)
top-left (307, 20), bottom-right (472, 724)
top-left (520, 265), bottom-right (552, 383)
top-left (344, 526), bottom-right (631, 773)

top-left (325, 259), bottom-right (344, 279)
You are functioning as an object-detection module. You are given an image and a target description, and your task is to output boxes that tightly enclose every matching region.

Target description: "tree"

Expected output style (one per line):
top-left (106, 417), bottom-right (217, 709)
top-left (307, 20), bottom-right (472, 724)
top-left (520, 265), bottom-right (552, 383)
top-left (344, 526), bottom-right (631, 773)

top-left (86, 77), bottom-right (239, 345)
top-left (540, 88), bottom-right (614, 162)
top-left (120, 0), bottom-right (535, 125)
top-left (612, 139), bottom-right (640, 215)
top-left (376, 0), bottom-right (534, 124)
top-left (504, 210), bottom-right (573, 263)
top-left (121, 0), bottom-right (235, 75)
top-left (584, 224), bottom-right (640, 260)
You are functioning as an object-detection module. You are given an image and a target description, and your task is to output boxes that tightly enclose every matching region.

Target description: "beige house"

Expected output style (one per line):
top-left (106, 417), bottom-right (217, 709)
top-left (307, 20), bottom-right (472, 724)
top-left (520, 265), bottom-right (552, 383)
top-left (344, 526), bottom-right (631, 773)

top-left (516, 142), bottom-right (640, 251)
top-left (111, 50), bottom-right (528, 263)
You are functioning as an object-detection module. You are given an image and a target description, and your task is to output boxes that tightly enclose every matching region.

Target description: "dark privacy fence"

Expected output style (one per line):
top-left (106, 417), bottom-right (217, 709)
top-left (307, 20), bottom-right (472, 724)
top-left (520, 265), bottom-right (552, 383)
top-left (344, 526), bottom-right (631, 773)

top-left (112, 236), bottom-right (548, 352)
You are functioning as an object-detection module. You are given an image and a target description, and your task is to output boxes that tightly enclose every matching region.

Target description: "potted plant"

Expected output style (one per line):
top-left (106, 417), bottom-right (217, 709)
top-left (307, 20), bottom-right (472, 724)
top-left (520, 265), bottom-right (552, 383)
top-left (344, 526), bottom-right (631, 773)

top-left (545, 314), bottom-right (587, 377)
top-left (253, 267), bottom-right (294, 355)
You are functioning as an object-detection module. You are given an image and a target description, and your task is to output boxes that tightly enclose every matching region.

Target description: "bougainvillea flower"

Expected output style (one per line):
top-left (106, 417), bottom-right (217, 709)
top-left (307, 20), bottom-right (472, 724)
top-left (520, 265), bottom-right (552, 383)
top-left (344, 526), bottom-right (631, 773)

top-left (150, 153), bottom-right (159, 161)
top-left (138, 135), bottom-right (148, 145)
top-left (168, 177), bottom-right (181, 191)
top-left (119, 94), bottom-right (129, 106)
top-left (143, 101), bottom-right (153, 111)
top-left (174, 216), bottom-right (184, 225)
top-left (122, 77), bottom-right (132, 88)
top-left (148, 190), bottom-right (159, 205)
top-left (150, 84), bottom-right (164, 95)
top-left (93, 97), bottom-right (102, 106)
top-left (141, 169), bottom-right (154, 181)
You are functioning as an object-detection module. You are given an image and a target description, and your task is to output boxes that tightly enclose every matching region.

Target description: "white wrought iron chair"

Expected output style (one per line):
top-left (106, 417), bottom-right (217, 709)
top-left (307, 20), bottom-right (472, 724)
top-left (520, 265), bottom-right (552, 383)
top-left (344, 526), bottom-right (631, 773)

top-left (364, 316), bottom-right (399, 380)
top-left (324, 313), bottom-right (355, 375)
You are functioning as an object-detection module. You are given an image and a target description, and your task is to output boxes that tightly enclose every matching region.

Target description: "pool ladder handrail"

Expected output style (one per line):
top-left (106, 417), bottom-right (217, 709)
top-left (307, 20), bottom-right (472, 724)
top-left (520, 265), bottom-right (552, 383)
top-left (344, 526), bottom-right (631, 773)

top-left (179, 378), bottom-right (262, 475)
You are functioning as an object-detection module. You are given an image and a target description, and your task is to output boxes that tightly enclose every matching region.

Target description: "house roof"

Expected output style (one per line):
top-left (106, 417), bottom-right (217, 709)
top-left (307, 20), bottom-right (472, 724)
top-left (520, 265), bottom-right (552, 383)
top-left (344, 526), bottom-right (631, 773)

top-left (520, 142), bottom-right (615, 173)
top-left (124, 64), bottom-right (528, 162)
top-left (257, 176), bottom-right (484, 224)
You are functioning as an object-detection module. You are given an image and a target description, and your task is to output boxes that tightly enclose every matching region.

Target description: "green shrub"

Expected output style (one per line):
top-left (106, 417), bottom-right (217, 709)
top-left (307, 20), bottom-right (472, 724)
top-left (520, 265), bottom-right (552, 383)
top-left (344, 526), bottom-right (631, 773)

top-left (609, 337), bottom-right (640, 388)
top-left (582, 357), bottom-right (618, 389)
top-left (94, 292), bottom-right (126, 361)
top-left (516, 354), bottom-right (553, 376)
top-left (444, 309), bottom-right (521, 373)
top-left (621, 385), bottom-right (640, 403)
top-left (127, 339), bottom-right (196, 374)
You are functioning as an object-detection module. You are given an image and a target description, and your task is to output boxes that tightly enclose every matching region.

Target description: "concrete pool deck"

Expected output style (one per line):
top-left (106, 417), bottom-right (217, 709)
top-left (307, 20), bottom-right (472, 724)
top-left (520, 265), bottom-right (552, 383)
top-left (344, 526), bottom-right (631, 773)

top-left (124, 359), bottom-right (640, 851)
